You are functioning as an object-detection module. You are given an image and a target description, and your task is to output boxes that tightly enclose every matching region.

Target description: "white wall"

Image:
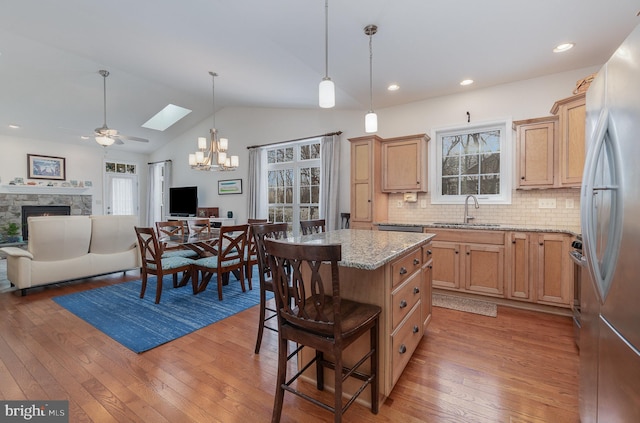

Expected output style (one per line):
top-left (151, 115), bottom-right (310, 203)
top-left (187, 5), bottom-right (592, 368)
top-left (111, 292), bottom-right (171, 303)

top-left (0, 135), bottom-right (150, 219)
top-left (150, 65), bottom-right (598, 224)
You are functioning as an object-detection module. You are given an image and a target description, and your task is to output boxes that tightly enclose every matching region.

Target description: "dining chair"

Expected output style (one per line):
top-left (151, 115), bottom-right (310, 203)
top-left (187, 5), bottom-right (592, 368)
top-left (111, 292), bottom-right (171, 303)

top-left (245, 218), bottom-right (268, 290)
top-left (264, 239), bottom-right (381, 422)
top-left (187, 218), bottom-right (212, 235)
top-left (155, 220), bottom-right (198, 258)
top-left (251, 222), bottom-right (289, 354)
top-left (134, 227), bottom-right (196, 304)
top-left (300, 218), bottom-right (326, 235)
top-left (192, 224), bottom-right (249, 300)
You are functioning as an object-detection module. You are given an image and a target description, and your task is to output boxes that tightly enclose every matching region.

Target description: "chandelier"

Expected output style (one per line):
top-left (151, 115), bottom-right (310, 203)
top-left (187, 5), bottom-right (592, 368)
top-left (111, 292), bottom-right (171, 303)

top-left (189, 72), bottom-right (239, 171)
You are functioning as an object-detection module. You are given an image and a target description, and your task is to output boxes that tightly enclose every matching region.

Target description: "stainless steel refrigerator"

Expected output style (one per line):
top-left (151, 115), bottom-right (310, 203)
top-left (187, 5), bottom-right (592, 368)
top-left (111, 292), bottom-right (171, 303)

top-left (580, 22), bottom-right (640, 423)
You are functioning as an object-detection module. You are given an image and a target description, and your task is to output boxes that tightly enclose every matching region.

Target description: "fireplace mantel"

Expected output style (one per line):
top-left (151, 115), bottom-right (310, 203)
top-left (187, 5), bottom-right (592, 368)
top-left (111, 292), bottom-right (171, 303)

top-left (0, 185), bottom-right (89, 195)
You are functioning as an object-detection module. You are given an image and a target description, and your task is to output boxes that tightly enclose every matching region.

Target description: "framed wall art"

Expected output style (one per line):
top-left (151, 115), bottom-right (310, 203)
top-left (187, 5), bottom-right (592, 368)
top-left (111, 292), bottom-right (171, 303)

top-left (218, 179), bottom-right (242, 195)
top-left (27, 154), bottom-right (66, 180)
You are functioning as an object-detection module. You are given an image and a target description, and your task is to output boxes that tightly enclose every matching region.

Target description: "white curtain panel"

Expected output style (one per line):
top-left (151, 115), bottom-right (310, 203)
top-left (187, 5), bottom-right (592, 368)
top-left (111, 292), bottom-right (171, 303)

top-left (320, 134), bottom-right (341, 230)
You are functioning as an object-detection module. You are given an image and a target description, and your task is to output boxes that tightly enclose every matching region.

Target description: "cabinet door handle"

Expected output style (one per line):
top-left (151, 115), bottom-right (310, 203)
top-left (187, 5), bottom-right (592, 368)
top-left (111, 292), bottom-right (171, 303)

top-left (455, 250), bottom-right (459, 254)
top-left (427, 249), bottom-right (432, 255)
top-left (521, 176), bottom-right (525, 180)
top-left (399, 344), bottom-right (407, 354)
top-left (413, 258), bottom-right (420, 265)
top-left (466, 251), bottom-right (470, 255)
top-left (413, 325), bottom-right (419, 334)
top-left (399, 299), bottom-right (408, 309)
top-left (413, 286), bottom-right (420, 294)
top-left (512, 240), bottom-right (516, 244)
top-left (399, 267), bottom-right (407, 275)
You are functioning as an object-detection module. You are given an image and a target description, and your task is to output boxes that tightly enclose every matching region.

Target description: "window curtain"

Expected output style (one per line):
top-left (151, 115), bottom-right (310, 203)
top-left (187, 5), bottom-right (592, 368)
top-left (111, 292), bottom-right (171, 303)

top-left (247, 148), bottom-right (267, 219)
top-left (146, 160), bottom-right (171, 225)
top-left (320, 133), bottom-right (341, 230)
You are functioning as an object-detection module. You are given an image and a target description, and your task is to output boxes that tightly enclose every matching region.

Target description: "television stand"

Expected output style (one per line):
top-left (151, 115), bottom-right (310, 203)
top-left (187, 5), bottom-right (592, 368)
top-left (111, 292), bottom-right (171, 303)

top-left (170, 213), bottom-right (191, 217)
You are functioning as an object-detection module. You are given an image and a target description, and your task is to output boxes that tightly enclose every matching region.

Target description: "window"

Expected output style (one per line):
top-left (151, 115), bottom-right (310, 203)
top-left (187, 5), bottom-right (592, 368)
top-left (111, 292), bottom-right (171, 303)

top-left (266, 139), bottom-right (321, 235)
top-left (430, 119), bottom-right (512, 204)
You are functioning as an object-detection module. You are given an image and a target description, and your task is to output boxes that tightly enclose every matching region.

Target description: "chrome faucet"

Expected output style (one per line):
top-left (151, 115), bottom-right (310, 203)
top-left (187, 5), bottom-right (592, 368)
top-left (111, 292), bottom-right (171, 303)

top-left (464, 194), bottom-right (479, 223)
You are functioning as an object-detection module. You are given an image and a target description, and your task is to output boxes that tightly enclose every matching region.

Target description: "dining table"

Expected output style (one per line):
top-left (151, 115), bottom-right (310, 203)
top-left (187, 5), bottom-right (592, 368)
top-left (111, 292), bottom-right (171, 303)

top-left (160, 230), bottom-right (242, 287)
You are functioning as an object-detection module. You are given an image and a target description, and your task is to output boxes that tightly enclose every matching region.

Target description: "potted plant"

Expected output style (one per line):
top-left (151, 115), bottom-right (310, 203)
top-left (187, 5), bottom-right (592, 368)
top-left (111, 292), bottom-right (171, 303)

top-left (2, 222), bottom-right (22, 243)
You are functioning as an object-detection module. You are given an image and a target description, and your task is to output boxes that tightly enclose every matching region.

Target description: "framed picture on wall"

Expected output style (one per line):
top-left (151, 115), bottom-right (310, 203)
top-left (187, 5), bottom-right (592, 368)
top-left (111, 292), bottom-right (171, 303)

top-left (218, 179), bottom-right (242, 195)
top-left (27, 154), bottom-right (66, 180)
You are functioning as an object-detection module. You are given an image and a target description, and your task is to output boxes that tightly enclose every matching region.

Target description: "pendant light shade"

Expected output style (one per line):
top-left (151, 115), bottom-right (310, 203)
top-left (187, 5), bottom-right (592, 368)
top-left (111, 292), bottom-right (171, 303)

top-left (365, 111), bottom-right (378, 133)
top-left (319, 0), bottom-right (335, 108)
top-left (364, 24), bottom-right (378, 133)
top-left (319, 78), bottom-right (335, 108)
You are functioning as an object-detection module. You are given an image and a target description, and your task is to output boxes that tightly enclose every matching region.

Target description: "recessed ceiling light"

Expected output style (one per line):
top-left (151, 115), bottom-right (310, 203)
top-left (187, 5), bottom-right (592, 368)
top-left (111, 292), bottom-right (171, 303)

top-left (553, 43), bottom-right (575, 53)
top-left (387, 84), bottom-right (400, 91)
top-left (142, 104), bottom-right (192, 131)
top-left (460, 79), bottom-right (474, 86)
top-left (81, 136), bottom-right (89, 140)
top-left (8, 124), bottom-right (20, 129)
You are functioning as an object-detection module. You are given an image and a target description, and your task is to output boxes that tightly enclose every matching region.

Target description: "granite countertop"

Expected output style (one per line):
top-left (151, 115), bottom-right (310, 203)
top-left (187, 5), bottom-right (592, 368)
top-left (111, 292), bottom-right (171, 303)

top-left (375, 222), bottom-right (581, 236)
top-left (280, 229), bottom-right (435, 271)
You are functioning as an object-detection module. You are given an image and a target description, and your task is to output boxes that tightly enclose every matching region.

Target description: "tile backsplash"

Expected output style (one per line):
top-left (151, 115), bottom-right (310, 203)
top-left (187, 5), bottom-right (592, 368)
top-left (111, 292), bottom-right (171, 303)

top-left (388, 189), bottom-right (581, 230)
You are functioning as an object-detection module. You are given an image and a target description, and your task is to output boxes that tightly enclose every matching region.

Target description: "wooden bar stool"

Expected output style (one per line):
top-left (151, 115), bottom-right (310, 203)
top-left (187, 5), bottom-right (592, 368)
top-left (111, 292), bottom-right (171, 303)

top-left (300, 218), bottom-right (326, 235)
top-left (265, 239), bottom-right (380, 422)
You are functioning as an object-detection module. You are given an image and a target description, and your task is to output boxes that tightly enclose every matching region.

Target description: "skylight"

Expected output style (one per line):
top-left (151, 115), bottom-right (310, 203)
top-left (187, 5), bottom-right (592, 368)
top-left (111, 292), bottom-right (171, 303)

top-left (142, 104), bottom-right (192, 131)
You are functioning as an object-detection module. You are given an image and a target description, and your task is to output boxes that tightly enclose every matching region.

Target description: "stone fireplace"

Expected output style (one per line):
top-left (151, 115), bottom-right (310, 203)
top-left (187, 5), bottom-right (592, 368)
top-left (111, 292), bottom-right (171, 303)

top-left (0, 190), bottom-right (91, 242)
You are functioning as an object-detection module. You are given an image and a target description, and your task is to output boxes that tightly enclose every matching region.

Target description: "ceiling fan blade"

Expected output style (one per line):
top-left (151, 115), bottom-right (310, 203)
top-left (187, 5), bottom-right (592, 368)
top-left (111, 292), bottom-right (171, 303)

top-left (114, 138), bottom-right (125, 145)
top-left (118, 134), bottom-right (149, 143)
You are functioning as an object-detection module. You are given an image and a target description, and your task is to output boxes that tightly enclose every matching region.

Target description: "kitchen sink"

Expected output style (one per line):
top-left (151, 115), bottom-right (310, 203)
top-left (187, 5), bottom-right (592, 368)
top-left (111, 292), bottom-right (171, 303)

top-left (432, 222), bottom-right (501, 227)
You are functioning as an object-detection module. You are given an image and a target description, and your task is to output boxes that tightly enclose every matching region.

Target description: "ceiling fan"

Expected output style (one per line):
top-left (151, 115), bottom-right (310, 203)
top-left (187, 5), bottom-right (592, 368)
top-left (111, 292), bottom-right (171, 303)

top-left (93, 69), bottom-right (149, 146)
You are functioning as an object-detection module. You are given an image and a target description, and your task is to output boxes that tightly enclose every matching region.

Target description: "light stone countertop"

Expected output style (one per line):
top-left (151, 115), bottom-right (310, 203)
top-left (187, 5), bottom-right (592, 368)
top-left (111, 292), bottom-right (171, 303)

top-left (375, 222), bottom-right (581, 236)
top-left (278, 229), bottom-right (435, 271)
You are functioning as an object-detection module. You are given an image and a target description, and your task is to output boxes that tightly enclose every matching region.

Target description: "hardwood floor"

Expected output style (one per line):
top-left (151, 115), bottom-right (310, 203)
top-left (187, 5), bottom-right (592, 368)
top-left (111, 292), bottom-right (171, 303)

top-left (0, 272), bottom-right (579, 422)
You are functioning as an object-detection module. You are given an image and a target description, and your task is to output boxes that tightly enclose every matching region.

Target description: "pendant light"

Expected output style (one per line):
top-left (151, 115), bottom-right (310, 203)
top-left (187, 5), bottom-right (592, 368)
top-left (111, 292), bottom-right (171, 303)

top-left (364, 24), bottom-right (378, 133)
top-left (318, 0), bottom-right (335, 108)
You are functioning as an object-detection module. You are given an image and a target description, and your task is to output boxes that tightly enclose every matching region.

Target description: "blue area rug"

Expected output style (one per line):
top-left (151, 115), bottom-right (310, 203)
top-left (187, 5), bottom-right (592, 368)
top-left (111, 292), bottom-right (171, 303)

top-left (53, 270), bottom-right (270, 353)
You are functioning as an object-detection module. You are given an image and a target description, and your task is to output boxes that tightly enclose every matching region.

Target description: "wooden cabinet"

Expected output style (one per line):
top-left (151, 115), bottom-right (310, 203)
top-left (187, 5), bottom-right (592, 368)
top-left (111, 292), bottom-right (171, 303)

top-left (389, 247), bottom-right (424, 387)
top-left (551, 93), bottom-right (586, 187)
top-left (349, 135), bottom-right (388, 230)
top-left (535, 232), bottom-right (573, 307)
top-left (514, 116), bottom-right (558, 188)
top-left (421, 242), bottom-right (433, 332)
top-left (381, 134), bottom-right (429, 193)
top-left (507, 232), bottom-right (533, 301)
top-left (506, 231), bottom-right (573, 307)
top-left (514, 92), bottom-right (586, 189)
top-left (431, 229), bottom-right (505, 297)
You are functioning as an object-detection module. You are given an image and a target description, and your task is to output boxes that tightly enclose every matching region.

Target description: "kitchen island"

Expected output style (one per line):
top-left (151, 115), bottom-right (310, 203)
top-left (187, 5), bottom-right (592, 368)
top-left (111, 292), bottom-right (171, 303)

top-left (278, 229), bottom-right (435, 404)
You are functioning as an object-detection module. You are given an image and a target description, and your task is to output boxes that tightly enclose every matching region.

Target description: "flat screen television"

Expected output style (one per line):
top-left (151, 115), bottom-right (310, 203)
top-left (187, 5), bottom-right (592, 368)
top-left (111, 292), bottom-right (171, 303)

top-left (169, 186), bottom-right (198, 216)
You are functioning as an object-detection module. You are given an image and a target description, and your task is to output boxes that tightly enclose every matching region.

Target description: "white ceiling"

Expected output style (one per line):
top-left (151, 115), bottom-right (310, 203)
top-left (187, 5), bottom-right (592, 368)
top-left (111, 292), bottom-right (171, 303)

top-left (1, 0), bottom-right (638, 154)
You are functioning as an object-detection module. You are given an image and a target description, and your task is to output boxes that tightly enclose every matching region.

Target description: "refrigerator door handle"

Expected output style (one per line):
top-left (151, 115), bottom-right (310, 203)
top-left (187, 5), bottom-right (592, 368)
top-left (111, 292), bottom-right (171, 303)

top-left (581, 108), bottom-right (623, 303)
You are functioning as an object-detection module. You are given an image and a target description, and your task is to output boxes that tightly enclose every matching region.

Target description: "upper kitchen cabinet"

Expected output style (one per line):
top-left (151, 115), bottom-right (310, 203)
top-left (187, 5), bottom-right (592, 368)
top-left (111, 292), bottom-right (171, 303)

top-left (514, 92), bottom-right (586, 189)
top-left (550, 92), bottom-right (586, 187)
top-left (381, 134), bottom-right (429, 193)
top-left (349, 135), bottom-right (388, 230)
top-left (514, 116), bottom-right (558, 188)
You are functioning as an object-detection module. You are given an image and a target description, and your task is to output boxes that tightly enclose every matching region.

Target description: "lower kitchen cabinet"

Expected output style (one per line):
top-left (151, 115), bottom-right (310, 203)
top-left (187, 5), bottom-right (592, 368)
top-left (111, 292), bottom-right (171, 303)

top-left (507, 231), bottom-right (574, 307)
top-left (535, 232), bottom-right (573, 307)
top-left (431, 230), bottom-right (505, 297)
top-left (431, 228), bottom-right (574, 309)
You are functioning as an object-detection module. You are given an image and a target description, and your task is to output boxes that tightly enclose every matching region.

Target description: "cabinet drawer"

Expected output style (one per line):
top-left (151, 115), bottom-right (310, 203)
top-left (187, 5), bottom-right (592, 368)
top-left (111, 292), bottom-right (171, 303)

top-left (391, 273), bottom-right (421, 330)
top-left (391, 248), bottom-right (422, 287)
top-left (391, 303), bottom-right (422, 386)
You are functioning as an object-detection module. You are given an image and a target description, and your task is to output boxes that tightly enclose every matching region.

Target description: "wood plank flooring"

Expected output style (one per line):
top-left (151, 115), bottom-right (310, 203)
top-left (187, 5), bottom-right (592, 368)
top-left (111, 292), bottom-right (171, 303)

top-left (0, 271), bottom-right (579, 422)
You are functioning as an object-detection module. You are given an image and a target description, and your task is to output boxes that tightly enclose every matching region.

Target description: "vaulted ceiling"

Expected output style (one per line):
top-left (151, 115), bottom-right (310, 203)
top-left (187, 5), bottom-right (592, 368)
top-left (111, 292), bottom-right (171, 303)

top-left (0, 0), bottom-right (637, 153)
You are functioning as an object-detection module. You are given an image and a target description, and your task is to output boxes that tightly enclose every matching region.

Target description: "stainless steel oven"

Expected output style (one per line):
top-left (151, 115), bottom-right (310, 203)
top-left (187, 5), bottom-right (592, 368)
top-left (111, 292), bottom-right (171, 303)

top-left (569, 237), bottom-right (584, 348)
